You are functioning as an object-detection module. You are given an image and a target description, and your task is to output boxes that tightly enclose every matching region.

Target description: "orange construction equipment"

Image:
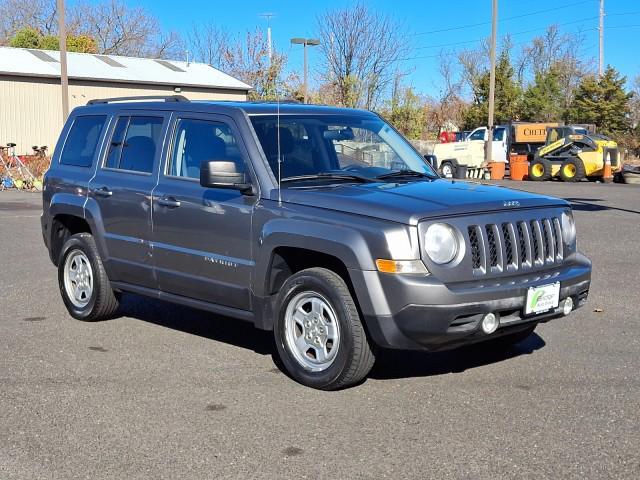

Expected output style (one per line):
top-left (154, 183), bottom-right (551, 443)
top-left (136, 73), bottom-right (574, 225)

top-left (509, 154), bottom-right (528, 181)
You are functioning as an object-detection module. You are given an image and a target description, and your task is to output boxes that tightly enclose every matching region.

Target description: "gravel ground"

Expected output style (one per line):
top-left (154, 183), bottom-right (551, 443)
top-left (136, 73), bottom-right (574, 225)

top-left (0, 181), bottom-right (639, 479)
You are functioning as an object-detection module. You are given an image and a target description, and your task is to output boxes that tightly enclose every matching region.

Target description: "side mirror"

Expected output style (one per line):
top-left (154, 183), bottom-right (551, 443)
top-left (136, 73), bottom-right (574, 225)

top-left (200, 160), bottom-right (254, 195)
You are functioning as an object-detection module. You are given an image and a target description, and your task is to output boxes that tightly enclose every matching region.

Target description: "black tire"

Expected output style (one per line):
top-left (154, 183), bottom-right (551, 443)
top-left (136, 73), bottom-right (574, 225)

top-left (484, 324), bottom-right (536, 350)
top-left (57, 233), bottom-right (119, 321)
top-left (441, 161), bottom-right (456, 178)
top-left (559, 157), bottom-right (585, 182)
top-left (528, 158), bottom-right (552, 181)
top-left (273, 267), bottom-right (375, 390)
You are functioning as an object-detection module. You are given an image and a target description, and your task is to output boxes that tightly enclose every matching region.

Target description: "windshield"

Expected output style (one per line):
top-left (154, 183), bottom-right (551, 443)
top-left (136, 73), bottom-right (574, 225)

top-left (250, 114), bottom-right (437, 183)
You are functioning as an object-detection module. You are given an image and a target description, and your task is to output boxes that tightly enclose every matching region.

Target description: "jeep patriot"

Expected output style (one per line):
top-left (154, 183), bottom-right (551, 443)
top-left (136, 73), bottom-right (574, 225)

top-left (41, 96), bottom-right (591, 389)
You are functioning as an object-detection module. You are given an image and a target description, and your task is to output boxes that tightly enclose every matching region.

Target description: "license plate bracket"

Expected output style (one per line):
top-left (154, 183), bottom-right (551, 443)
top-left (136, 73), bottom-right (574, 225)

top-left (525, 282), bottom-right (560, 315)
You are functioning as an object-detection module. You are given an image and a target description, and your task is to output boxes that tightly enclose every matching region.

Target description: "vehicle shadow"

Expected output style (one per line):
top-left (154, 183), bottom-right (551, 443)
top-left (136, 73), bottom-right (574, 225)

top-left (118, 293), bottom-right (546, 381)
top-left (118, 293), bottom-right (275, 356)
top-left (369, 333), bottom-right (546, 380)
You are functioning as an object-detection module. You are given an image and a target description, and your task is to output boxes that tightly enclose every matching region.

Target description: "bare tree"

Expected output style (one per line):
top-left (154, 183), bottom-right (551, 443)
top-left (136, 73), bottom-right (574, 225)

top-left (70, 0), bottom-right (181, 58)
top-left (426, 51), bottom-right (467, 133)
top-left (188, 22), bottom-right (231, 68)
top-left (224, 29), bottom-right (294, 99)
top-left (0, 0), bottom-right (58, 43)
top-left (316, 3), bottom-right (408, 109)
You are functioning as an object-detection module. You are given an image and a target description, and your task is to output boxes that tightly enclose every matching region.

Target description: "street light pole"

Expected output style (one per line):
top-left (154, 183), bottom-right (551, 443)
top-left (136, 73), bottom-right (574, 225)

top-left (57, 0), bottom-right (69, 121)
top-left (486, 0), bottom-right (498, 166)
top-left (303, 43), bottom-right (308, 103)
top-left (291, 38), bottom-right (320, 104)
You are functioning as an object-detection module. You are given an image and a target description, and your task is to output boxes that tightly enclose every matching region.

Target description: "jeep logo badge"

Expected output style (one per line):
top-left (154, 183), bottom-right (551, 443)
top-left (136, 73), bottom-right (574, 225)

top-left (503, 200), bottom-right (521, 207)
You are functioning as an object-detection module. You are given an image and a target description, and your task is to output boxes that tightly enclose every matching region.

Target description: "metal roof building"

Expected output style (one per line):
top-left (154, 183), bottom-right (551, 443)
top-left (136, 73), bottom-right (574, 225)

top-left (0, 46), bottom-right (251, 154)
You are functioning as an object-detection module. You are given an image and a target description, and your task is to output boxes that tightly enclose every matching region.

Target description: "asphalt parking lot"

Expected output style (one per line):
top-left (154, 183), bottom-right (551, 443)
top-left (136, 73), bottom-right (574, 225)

top-left (1, 181), bottom-right (639, 479)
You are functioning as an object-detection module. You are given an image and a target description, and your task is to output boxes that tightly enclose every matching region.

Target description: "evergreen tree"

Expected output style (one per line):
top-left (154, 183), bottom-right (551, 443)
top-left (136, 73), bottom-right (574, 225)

top-left (463, 51), bottom-right (522, 129)
top-left (520, 66), bottom-right (563, 122)
top-left (567, 66), bottom-right (632, 136)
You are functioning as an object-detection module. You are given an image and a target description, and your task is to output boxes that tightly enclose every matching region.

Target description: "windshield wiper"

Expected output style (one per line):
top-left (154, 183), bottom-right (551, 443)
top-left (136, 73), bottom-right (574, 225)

top-left (281, 173), bottom-right (375, 184)
top-left (375, 169), bottom-right (434, 180)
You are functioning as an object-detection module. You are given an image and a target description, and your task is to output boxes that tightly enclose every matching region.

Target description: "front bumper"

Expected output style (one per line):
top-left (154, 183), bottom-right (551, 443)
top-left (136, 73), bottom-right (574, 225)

top-left (350, 253), bottom-right (591, 351)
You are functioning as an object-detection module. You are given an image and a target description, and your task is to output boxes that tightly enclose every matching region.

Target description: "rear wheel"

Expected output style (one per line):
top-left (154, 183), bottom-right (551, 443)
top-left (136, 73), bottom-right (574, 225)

top-left (58, 233), bottom-right (120, 321)
top-left (528, 158), bottom-right (552, 181)
top-left (559, 157), bottom-right (585, 182)
top-left (273, 268), bottom-right (375, 390)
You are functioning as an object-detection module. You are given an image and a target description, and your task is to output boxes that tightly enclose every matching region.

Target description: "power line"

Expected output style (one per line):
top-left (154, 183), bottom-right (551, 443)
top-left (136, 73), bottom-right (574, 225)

top-left (398, 33), bottom-right (596, 63)
top-left (411, 0), bottom-right (594, 37)
top-left (607, 24), bottom-right (640, 29)
top-left (413, 16), bottom-right (597, 51)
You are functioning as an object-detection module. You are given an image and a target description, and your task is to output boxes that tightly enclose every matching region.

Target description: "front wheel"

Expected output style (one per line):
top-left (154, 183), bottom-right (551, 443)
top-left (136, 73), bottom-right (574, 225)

top-left (274, 268), bottom-right (375, 390)
top-left (441, 161), bottom-right (455, 178)
top-left (528, 158), bottom-right (552, 181)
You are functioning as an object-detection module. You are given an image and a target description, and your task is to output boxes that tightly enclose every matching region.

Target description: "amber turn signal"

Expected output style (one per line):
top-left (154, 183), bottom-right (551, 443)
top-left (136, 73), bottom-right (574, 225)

top-left (375, 259), bottom-right (428, 274)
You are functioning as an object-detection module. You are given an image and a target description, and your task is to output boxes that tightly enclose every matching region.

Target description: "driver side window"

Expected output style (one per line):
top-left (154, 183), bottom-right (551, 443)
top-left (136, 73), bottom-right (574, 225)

top-left (168, 118), bottom-right (244, 179)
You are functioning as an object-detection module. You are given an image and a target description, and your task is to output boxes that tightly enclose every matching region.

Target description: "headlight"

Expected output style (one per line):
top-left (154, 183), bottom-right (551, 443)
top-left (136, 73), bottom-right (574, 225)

top-left (561, 211), bottom-right (576, 244)
top-left (424, 223), bottom-right (459, 264)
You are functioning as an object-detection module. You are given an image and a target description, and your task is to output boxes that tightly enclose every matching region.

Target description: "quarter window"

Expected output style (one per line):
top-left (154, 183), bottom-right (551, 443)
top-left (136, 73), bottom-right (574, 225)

top-left (60, 115), bottom-right (107, 167)
top-left (168, 118), bottom-right (244, 179)
top-left (104, 116), bottom-right (164, 173)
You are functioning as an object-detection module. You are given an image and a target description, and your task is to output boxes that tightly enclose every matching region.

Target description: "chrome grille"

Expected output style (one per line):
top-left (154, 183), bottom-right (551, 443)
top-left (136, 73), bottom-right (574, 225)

top-left (469, 217), bottom-right (564, 276)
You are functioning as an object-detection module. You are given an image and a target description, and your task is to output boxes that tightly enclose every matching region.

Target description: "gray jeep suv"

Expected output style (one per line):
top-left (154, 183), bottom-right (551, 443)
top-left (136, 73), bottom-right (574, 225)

top-left (41, 96), bottom-right (591, 389)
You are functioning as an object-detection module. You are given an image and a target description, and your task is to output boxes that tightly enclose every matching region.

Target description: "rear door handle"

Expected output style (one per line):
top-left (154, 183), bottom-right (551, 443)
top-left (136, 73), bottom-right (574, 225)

top-left (157, 196), bottom-right (181, 208)
top-left (93, 186), bottom-right (113, 197)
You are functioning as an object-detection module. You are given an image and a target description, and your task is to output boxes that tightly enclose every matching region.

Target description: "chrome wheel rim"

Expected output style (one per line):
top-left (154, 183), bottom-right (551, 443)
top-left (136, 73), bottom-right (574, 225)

top-left (63, 250), bottom-right (93, 308)
top-left (442, 164), bottom-right (453, 178)
top-left (284, 292), bottom-right (340, 372)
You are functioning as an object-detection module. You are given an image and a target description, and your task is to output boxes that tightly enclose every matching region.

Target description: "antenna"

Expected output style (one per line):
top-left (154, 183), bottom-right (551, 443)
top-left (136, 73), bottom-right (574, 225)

top-left (260, 13), bottom-right (275, 65)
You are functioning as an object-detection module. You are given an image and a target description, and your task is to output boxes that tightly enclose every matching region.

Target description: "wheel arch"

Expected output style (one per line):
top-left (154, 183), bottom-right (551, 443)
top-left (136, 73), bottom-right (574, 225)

top-left (253, 222), bottom-right (376, 330)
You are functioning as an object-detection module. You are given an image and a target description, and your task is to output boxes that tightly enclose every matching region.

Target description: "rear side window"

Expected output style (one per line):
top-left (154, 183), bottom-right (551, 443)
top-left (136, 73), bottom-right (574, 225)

top-left (60, 115), bottom-right (107, 167)
top-left (104, 116), bottom-right (164, 173)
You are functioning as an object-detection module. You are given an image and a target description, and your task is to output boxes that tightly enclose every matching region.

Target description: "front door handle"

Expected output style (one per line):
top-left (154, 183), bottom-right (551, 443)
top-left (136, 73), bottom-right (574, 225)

top-left (157, 196), bottom-right (181, 208)
top-left (93, 186), bottom-right (113, 197)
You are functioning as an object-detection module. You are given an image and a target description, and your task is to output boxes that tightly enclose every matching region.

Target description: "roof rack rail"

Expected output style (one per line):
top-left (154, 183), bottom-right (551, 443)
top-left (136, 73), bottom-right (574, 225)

top-left (87, 95), bottom-right (189, 105)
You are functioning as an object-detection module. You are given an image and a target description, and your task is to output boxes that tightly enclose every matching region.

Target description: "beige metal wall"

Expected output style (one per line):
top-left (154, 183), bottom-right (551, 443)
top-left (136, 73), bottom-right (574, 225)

top-left (0, 75), bottom-right (247, 155)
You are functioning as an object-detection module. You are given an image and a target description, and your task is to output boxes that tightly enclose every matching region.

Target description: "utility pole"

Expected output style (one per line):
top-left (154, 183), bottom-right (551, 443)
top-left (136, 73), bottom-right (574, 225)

top-left (260, 13), bottom-right (275, 66)
top-left (57, 0), bottom-right (69, 121)
top-left (486, 0), bottom-right (498, 166)
top-left (598, 0), bottom-right (605, 77)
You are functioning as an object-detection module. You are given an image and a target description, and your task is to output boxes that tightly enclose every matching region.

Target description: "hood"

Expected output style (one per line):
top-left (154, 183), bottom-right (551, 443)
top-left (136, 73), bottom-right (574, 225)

top-left (275, 179), bottom-right (568, 225)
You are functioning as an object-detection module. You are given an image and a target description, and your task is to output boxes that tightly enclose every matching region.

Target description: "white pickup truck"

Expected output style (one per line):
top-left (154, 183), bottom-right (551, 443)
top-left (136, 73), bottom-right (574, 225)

top-left (433, 123), bottom-right (559, 177)
top-left (433, 126), bottom-right (508, 177)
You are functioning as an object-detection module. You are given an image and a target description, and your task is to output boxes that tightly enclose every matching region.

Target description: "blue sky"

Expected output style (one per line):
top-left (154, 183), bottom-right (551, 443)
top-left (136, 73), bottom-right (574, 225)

top-left (136, 0), bottom-right (639, 96)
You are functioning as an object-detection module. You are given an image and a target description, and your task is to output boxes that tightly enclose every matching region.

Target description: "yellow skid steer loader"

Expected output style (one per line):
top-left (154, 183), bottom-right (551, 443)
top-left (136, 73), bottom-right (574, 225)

top-left (528, 125), bottom-right (621, 182)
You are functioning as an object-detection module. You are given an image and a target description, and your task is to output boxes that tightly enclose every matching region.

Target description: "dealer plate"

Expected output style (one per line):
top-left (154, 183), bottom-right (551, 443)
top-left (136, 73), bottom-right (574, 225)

top-left (525, 282), bottom-right (560, 315)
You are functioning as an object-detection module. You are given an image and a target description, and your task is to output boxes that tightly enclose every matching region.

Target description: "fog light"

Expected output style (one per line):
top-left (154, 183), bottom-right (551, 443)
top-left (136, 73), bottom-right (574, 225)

top-left (562, 297), bottom-right (574, 316)
top-left (481, 313), bottom-right (499, 334)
